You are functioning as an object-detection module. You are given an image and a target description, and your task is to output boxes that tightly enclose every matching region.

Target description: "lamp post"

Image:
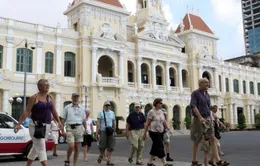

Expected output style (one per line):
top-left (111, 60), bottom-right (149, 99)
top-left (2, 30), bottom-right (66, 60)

top-left (23, 39), bottom-right (35, 111)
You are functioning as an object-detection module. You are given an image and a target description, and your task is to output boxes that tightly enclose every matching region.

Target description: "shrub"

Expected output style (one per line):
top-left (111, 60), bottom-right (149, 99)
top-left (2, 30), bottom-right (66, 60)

top-left (172, 117), bottom-right (181, 129)
top-left (255, 113), bottom-right (260, 128)
top-left (237, 113), bottom-right (247, 129)
top-left (184, 116), bottom-right (191, 128)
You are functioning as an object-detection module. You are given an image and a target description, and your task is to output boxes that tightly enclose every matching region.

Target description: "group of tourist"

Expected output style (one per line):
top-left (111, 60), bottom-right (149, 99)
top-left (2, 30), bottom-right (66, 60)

top-left (13, 78), bottom-right (230, 166)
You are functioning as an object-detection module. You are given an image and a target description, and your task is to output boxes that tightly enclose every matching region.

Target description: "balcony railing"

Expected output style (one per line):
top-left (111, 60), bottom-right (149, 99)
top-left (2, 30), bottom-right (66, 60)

top-left (157, 85), bottom-right (165, 91)
top-left (170, 86), bottom-right (178, 92)
top-left (142, 84), bottom-right (150, 89)
top-left (183, 88), bottom-right (191, 93)
top-left (102, 77), bottom-right (119, 84)
top-left (128, 82), bottom-right (135, 88)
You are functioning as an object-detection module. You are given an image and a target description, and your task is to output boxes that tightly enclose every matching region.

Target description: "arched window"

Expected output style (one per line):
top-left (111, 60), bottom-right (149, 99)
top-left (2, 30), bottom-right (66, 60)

top-left (258, 83), bottom-right (260, 96)
top-left (16, 48), bottom-right (33, 72)
top-left (45, 52), bottom-right (54, 73)
top-left (250, 81), bottom-right (254, 94)
top-left (233, 79), bottom-right (239, 93)
top-left (64, 52), bottom-right (75, 77)
top-left (243, 81), bottom-right (246, 94)
top-left (0, 45), bottom-right (3, 68)
top-left (225, 78), bottom-right (229, 92)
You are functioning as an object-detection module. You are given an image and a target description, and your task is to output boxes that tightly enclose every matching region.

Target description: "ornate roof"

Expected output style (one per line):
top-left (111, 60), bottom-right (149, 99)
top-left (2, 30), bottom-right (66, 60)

top-left (72, 0), bottom-right (123, 8)
top-left (175, 13), bottom-right (214, 35)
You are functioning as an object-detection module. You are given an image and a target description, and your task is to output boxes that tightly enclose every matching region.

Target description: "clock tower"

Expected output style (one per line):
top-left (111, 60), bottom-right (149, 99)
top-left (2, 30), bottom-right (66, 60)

top-left (135, 0), bottom-right (168, 33)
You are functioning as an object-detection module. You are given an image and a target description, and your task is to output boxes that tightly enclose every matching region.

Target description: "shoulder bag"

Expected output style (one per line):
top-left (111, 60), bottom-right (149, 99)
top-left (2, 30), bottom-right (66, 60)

top-left (33, 94), bottom-right (50, 139)
top-left (103, 110), bottom-right (114, 136)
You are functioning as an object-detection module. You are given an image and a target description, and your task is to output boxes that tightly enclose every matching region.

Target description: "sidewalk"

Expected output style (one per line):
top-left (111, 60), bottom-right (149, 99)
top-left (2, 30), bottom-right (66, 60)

top-left (1, 151), bottom-right (191, 166)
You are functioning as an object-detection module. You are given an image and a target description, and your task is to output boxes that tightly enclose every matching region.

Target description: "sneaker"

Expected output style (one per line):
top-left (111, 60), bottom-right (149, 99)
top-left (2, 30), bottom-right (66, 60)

top-left (219, 151), bottom-right (225, 156)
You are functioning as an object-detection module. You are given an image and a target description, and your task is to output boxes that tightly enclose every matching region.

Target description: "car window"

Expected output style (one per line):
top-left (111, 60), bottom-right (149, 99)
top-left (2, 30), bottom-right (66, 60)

top-left (0, 114), bottom-right (16, 129)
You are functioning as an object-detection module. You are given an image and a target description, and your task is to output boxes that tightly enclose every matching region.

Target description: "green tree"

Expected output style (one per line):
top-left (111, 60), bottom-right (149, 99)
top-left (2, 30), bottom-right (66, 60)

top-left (184, 116), bottom-right (191, 129)
top-left (255, 113), bottom-right (260, 128)
top-left (237, 113), bottom-right (247, 129)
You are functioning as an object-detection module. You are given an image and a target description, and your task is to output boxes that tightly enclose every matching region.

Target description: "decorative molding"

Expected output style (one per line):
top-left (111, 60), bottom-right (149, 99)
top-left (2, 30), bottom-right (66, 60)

top-left (56, 44), bottom-right (62, 50)
top-left (36, 41), bottom-right (43, 48)
top-left (6, 36), bottom-right (14, 44)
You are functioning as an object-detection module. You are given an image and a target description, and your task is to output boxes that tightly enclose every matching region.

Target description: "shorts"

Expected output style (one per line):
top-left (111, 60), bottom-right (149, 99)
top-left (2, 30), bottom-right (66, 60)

top-left (190, 117), bottom-right (214, 144)
top-left (66, 125), bottom-right (84, 144)
top-left (98, 131), bottom-right (115, 152)
top-left (51, 131), bottom-right (59, 144)
top-left (82, 134), bottom-right (93, 147)
top-left (163, 132), bottom-right (170, 144)
top-left (200, 137), bottom-right (211, 152)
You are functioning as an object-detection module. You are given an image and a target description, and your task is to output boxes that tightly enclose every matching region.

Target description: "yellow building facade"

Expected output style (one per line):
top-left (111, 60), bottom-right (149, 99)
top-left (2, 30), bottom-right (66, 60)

top-left (0, 0), bottom-right (259, 129)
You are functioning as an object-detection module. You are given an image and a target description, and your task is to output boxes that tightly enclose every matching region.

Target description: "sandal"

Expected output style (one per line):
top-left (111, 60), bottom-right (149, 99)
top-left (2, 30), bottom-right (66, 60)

top-left (216, 160), bottom-right (230, 166)
top-left (97, 155), bottom-right (103, 163)
top-left (209, 160), bottom-right (216, 166)
top-left (136, 161), bottom-right (143, 165)
top-left (128, 158), bottom-right (133, 163)
top-left (191, 161), bottom-right (203, 166)
top-left (107, 161), bottom-right (115, 165)
top-left (64, 161), bottom-right (70, 166)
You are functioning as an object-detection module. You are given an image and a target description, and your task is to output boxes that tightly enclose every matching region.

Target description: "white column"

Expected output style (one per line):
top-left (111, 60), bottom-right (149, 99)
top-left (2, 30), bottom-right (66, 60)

top-left (119, 52), bottom-right (124, 85)
top-left (233, 104), bottom-right (237, 124)
top-left (254, 80), bottom-right (258, 96)
top-left (222, 73), bottom-right (226, 92)
top-left (6, 37), bottom-right (14, 71)
top-left (246, 80), bottom-right (250, 95)
top-left (55, 93), bottom-right (61, 115)
top-left (198, 67), bottom-right (202, 79)
top-left (247, 105), bottom-right (251, 124)
top-left (251, 105), bottom-right (255, 124)
top-left (56, 45), bottom-right (62, 75)
top-left (239, 77), bottom-right (243, 94)
top-left (91, 47), bottom-right (97, 84)
top-left (137, 57), bottom-right (142, 89)
top-left (229, 104), bottom-right (234, 125)
top-left (229, 74), bottom-right (233, 93)
top-left (36, 41), bottom-right (43, 74)
top-left (152, 59), bottom-right (156, 89)
top-left (165, 61), bottom-right (170, 90)
top-left (2, 90), bottom-right (9, 113)
top-left (213, 68), bottom-right (218, 89)
top-left (178, 64), bottom-right (183, 91)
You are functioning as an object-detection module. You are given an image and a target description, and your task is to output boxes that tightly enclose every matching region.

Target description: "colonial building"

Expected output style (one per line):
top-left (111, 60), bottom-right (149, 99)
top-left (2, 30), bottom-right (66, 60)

top-left (0, 0), bottom-right (259, 129)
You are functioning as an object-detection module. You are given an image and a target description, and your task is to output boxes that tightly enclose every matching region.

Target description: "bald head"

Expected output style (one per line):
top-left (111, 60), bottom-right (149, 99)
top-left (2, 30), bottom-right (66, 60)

top-left (198, 78), bottom-right (209, 90)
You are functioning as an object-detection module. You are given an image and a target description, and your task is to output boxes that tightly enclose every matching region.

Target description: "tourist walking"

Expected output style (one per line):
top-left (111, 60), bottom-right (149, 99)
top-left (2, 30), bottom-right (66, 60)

top-left (50, 116), bottom-right (60, 156)
top-left (14, 79), bottom-right (63, 166)
top-left (96, 101), bottom-right (116, 165)
top-left (162, 109), bottom-right (174, 162)
top-left (126, 102), bottom-right (146, 165)
top-left (143, 98), bottom-right (172, 166)
top-left (190, 78), bottom-right (229, 166)
top-left (61, 93), bottom-right (86, 166)
top-left (82, 110), bottom-right (94, 162)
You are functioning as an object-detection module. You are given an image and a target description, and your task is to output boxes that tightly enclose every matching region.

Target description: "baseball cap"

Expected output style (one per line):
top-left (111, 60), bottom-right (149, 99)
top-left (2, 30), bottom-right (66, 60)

top-left (72, 93), bottom-right (80, 97)
top-left (134, 102), bottom-right (141, 107)
top-left (104, 101), bottom-right (111, 106)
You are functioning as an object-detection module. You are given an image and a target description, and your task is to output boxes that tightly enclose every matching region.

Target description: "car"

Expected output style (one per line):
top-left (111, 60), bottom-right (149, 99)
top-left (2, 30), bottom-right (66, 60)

top-left (0, 112), bottom-right (54, 159)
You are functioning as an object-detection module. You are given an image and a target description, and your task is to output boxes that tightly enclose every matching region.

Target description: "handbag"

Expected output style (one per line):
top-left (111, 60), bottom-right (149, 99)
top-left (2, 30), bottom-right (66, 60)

top-left (103, 110), bottom-right (114, 136)
top-left (214, 120), bottom-right (221, 140)
top-left (33, 95), bottom-right (50, 139)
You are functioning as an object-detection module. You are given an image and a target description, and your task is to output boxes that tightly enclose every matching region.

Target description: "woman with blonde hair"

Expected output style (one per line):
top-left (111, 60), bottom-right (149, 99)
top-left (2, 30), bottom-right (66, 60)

top-left (14, 79), bottom-right (64, 166)
top-left (143, 98), bottom-right (172, 166)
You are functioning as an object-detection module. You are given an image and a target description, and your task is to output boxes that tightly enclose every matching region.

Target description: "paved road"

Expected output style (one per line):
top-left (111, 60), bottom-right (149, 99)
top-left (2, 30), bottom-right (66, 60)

top-left (1, 131), bottom-right (260, 165)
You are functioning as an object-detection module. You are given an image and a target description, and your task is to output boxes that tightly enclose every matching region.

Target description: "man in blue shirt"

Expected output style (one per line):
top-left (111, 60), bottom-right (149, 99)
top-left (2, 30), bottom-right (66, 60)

top-left (96, 101), bottom-right (116, 165)
top-left (126, 102), bottom-right (146, 165)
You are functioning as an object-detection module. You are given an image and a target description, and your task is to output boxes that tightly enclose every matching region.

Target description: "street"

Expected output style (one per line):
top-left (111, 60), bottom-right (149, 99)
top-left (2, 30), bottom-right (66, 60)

top-left (0, 131), bottom-right (260, 166)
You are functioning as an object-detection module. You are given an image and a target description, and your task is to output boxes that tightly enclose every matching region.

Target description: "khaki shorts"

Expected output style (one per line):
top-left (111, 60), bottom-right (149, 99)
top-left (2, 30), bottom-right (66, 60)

top-left (66, 125), bottom-right (84, 144)
top-left (200, 136), bottom-right (211, 152)
top-left (190, 117), bottom-right (214, 144)
top-left (163, 132), bottom-right (170, 144)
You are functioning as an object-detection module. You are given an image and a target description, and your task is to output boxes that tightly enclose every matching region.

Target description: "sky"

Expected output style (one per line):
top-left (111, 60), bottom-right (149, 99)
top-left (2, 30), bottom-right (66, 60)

top-left (0, 0), bottom-right (244, 60)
